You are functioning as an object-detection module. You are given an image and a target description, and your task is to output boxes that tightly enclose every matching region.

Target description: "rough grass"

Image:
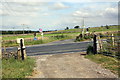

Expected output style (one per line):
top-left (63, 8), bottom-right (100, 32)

top-left (85, 54), bottom-right (119, 75)
top-left (2, 25), bottom-right (118, 47)
top-left (2, 57), bottom-right (35, 78)
top-left (2, 26), bottom-right (118, 41)
top-left (88, 26), bottom-right (118, 32)
top-left (2, 33), bottom-right (78, 41)
top-left (25, 35), bottom-right (74, 45)
top-left (2, 34), bottom-right (74, 47)
top-left (52, 26), bottom-right (118, 34)
top-left (2, 34), bottom-right (34, 41)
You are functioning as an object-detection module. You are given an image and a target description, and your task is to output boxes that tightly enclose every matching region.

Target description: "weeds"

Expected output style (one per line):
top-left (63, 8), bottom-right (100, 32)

top-left (86, 45), bottom-right (94, 55)
top-left (85, 54), bottom-right (119, 75)
top-left (2, 57), bottom-right (35, 78)
top-left (2, 34), bottom-right (73, 47)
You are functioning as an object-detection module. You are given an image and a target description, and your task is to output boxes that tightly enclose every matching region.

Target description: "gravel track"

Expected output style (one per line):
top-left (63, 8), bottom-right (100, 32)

top-left (27, 52), bottom-right (118, 78)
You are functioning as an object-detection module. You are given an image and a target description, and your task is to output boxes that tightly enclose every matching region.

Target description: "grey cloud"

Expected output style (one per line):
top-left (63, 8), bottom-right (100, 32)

top-left (2, 2), bottom-right (42, 12)
top-left (1, 2), bottom-right (43, 16)
top-left (101, 7), bottom-right (118, 19)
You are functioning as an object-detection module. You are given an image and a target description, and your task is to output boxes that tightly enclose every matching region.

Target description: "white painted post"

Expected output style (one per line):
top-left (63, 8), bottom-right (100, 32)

top-left (112, 34), bottom-right (115, 46)
top-left (41, 32), bottom-right (44, 40)
top-left (17, 38), bottom-right (27, 60)
top-left (39, 28), bottom-right (43, 40)
top-left (17, 47), bottom-right (21, 59)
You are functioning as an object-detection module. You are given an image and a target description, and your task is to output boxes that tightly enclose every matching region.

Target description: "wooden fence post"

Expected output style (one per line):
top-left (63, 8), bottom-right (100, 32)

top-left (93, 35), bottom-right (97, 54)
top-left (111, 34), bottom-right (115, 46)
top-left (20, 39), bottom-right (24, 60)
top-left (98, 36), bottom-right (103, 51)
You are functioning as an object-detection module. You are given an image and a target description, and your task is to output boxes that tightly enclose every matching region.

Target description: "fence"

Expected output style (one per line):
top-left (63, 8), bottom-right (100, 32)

top-left (93, 34), bottom-right (120, 58)
top-left (2, 39), bottom-right (26, 60)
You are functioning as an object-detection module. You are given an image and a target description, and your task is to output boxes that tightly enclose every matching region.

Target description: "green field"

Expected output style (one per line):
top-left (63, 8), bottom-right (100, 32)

top-left (2, 25), bottom-right (118, 47)
top-left (2, 34), bottom-right (34, 41)
top-left (52, 25), bottom-right (118, 33)
top-left (2, 34), bottom-right (76, 47)
top-left (2, 25), bottom-right (118, 41)
top-left (2, 33), bottom-right (79, 41)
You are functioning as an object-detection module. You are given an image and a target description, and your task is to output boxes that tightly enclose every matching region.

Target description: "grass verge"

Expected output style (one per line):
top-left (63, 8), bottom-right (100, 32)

top-left (2, 34), bottom-right (74, 47)
top-left (2, 57), bottom-right (35, 78)
top-left (85, 54), bottom-right (119, 75)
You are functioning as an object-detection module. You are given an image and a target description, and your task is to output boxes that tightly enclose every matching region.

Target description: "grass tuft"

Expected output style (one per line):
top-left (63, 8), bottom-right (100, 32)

top-left (85, 54), bottom-right (119, 74)
top-left (2, 57), bottom-right (35, 78)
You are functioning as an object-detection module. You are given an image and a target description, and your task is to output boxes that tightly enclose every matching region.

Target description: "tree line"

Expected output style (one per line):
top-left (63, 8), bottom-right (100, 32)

top-left (65, 25), bottom-right (117, 30)
top-left (1, 30), bottom-right (38, 34)
top-left (1, 30), bottom-right (58, 35)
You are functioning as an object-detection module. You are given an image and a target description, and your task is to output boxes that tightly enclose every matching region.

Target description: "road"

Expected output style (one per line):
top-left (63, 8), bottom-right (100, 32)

top-left (3, 39), bottom-right (118, 78)
top-left (2, 39), bottom-right (92, 56)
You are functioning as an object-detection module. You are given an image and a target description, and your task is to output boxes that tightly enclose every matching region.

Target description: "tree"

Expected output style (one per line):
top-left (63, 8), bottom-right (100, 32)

top-left (105, 25), bottom-right (109, 29)
top-left (74, 26), bottom-right (79, 29)
top-left (86, 28), bottom-right (89, 31)
top-left (65, 27), bottom-right (69, 30)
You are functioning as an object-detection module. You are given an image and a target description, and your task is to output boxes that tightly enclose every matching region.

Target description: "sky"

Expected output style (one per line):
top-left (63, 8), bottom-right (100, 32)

top-left (0, 0), bottom-right (119, 31)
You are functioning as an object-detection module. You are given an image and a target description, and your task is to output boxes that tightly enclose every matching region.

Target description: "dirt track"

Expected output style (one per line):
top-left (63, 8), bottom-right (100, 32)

top-left (27, 52), bottom-right (118, 78)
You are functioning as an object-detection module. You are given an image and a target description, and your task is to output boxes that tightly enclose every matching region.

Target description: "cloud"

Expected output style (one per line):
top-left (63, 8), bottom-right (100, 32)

top-left (16, 12), bottom-right (38, 17)
top-left (0, 9), bottom-right (10, 16)
top-left (51, 2), bottom-right (69, 10)
top-left (3, 0), bottom-right (119, 2)
top-left (73, 11), bottom-right (91, 18)
top-left (1, 2), bottom-right (42, 16)
top-left (1, 1), bottom-right (118, 30)
top-left (10, 2), bottom-right (48, 7)
top-left (12, 6), bottom-right (41, 12)
top-left (100, 7), bottom-right (118, 18)
top-left (0, 9), bottom-right (4, 15)
top-left (42, 13), bottom-right (49, 16)
top-left (1, 9), bottom-right (39, 17)
top-left (15, 19), bottom-right (32, 26)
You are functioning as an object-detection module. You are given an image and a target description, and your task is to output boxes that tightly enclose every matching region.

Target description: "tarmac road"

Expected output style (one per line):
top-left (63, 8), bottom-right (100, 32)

top-left (2, 39), bottom-right (93, 56)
